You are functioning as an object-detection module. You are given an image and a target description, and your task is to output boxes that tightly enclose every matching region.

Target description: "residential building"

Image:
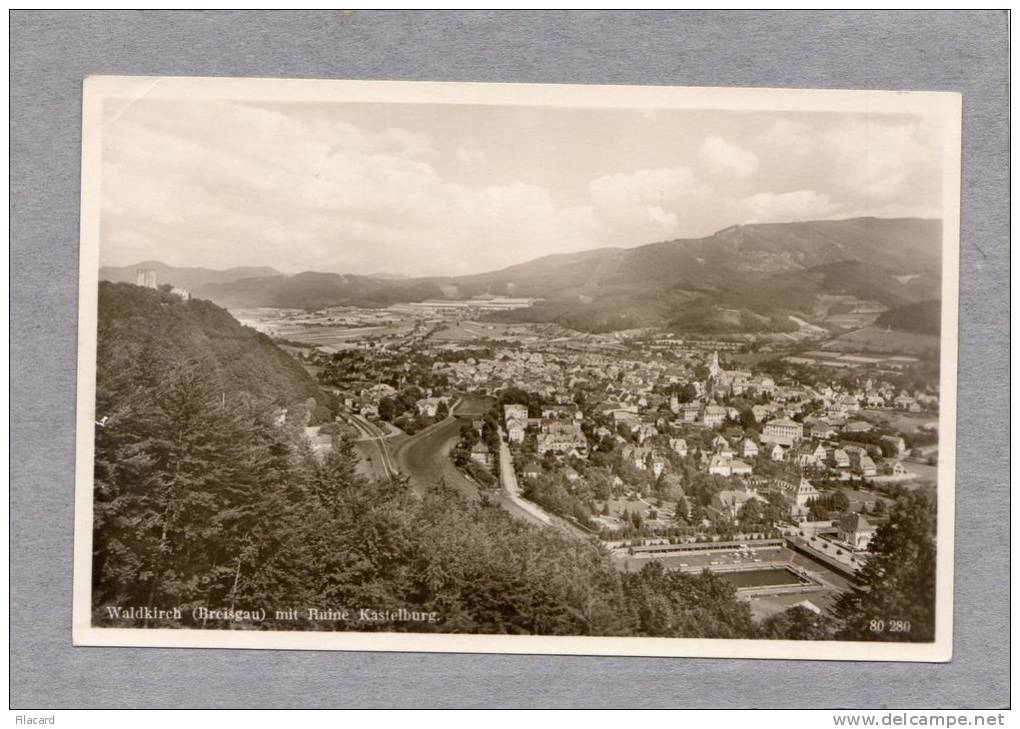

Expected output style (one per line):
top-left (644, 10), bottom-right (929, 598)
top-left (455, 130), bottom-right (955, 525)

top-left (359, 403), bottom-right (379, 418)
top-left (521, 461), bottom-right (542, 479)
top-left (708, 455), bottom-right (752, 477)
top-left (843, 420), bottom-right (873, 434)
top-left (810, 422), bottom-right (836, 440)
top-left (791, 478), bottom-right (820, 508)
top-left (503, 404), bottom-right (529, 424)
top-left (830, 448), bottom-right (851, 469)
top-left (761, 417), bottom-right (804, 446)
top-left (847, 447), bottom-right (877, 477)
top-left (702, 404), bottom-right (727, 427)
top-left (679, 403), bottom-right (701, 422)
top-left (623, 445), bottom-right (654, 471)
top-left (710, 487), bottom-right (764, 519)
top-left (506, 418), bottom-right (526, 444)
top-left (893, 393), bottom-right (917, 410)
top-left (470, 442), bottom-right (493, 468)
top-left (415, 397), bottom-right (443, 417)
top-left (838, 512), bottom-right (877, 550)
top-left (537, 425), bottom-right (588, 457)
top-left (729, 459), bottom-right (753, 476)
top-left (669, 437), bottom-right (688, 457)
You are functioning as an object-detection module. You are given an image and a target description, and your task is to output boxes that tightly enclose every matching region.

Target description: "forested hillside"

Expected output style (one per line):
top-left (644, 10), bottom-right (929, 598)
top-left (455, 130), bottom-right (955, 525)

top-left (96, 282), bottom-right (334, 423)
top-left (874, 299), bottom-right (942, 336)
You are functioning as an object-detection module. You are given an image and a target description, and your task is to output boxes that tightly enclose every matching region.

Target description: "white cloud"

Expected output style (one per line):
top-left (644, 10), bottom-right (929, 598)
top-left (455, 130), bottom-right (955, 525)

top-left (455, 147), bottom-right (488, 168)
top-left (588, 167), bottom-right (697, 240)
top-left (700, 135), bottom-right (759, 179)
top-left (823, 121), bottom-right (931, 201)
top-left (101, 101), bottom-right (610, 274)
top-left (99, 100), bottom-right (945, 275)
top-left (742, 190), bottom-right (837, 223)
top-left (756, 118), bottom-right (812, 152)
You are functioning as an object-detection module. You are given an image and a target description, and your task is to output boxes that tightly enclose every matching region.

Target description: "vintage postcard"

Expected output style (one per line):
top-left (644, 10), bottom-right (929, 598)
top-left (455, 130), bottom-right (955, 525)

top-left (73, 76), bottom-right (961, 660)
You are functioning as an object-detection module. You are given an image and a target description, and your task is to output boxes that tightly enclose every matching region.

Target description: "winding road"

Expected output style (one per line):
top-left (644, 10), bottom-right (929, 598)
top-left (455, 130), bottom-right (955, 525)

top-left (353, 395), bottom-right (585, 535)
top-left (332, 395), bottom-right (590, 537)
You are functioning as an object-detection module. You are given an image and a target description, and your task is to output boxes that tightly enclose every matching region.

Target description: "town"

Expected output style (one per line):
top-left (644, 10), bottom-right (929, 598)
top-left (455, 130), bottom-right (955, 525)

top-left (241, 298), bottom-right (941, 622)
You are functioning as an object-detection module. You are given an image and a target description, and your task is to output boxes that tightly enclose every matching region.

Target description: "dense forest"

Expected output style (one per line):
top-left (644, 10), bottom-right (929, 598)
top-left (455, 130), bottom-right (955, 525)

top-left (96, 283), bottom-right (335, 423)
top-left (91, 286), bottom-right (937, 641)
top-left (874, 299), bottom-right (942, 336)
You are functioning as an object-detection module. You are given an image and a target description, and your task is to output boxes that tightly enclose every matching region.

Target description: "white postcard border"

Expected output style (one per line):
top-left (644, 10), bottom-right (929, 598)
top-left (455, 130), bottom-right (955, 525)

top-left (72, 76), bottom-right (962, 662)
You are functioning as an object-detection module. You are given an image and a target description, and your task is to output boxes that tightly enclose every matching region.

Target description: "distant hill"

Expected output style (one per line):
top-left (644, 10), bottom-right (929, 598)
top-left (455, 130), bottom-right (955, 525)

top-left (96, 282), bottom-right (334, 422)
top-left (198, 271), bottom-right (444, 310)
top-left (457, 217), bottom-right (943, 333)
top-left (435, 217), bottom-right (940, 297)
top-left (666, 303), bottom-right (799, 335)
top-left (874, 299), bottom-right (942, 336)
top-left (116, 217), bottom-right (943, 335)
top-left (100, 261), bottom-right (282, 291)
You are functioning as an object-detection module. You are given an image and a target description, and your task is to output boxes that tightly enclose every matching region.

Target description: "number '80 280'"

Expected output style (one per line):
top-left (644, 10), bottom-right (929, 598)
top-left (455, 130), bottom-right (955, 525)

top-left (869, 619), bottom-right (911, 633)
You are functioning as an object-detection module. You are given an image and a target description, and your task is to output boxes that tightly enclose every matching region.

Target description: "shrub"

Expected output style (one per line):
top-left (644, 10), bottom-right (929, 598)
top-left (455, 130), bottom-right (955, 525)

top-left (466, 462), bottom-right (496, 487)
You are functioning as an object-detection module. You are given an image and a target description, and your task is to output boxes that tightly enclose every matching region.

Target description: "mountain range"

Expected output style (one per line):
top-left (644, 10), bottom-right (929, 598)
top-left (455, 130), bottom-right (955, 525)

top-left (101, 216), bottom-right (943, 335)
top-left (99, 260), bottom-right (282, 291)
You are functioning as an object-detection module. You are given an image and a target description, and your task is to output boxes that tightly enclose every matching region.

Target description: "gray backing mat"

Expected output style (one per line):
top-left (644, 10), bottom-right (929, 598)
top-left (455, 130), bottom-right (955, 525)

top-left (10, 10), bottom-right (1009, 709)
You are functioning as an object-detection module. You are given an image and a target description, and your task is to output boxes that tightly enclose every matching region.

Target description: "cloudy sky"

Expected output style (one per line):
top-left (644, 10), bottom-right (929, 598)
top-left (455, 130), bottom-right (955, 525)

top-left (99, 98), bottom-right (944, 276)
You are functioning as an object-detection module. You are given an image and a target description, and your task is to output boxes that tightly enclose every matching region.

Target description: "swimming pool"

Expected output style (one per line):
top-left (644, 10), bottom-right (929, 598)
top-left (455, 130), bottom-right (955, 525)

top-left (717, 567), bottom-right (811, 589)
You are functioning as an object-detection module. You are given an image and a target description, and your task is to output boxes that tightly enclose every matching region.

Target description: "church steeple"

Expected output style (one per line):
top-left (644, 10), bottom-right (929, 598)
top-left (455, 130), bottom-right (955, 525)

top-left (708, 350), bottom-right (721, 378)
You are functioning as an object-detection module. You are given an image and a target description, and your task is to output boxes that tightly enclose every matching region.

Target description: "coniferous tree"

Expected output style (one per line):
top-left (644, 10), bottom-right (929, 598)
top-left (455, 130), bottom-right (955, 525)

top-left (832, 491), bottom-right (937, 642)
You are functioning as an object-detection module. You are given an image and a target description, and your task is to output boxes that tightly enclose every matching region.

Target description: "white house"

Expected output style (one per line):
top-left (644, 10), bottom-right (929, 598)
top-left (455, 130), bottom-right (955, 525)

top-left (838, 512), bottom-right (877, 550)
top-left (669, 437), bottom-right (688, 457)
top-left (503, 404), bottom-right (529, 424)
top-left (702, 404), bottom-right (727, 427)
top-left (761, 417), bottom-right (804, 447)
top-left (506, 418), bottom-right (527, 444)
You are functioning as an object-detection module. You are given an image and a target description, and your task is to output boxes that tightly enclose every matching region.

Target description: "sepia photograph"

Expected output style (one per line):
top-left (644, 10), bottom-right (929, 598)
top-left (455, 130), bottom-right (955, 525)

top-left (72, 76), bottom-right (961, 660)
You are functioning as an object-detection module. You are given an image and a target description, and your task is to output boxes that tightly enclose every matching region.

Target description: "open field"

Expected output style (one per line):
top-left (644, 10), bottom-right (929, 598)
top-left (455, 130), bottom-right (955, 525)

top-left (232, 307), bottom-right (419, 350)
top-left (824, 312), bottom-right (882, 330)
top-left (900, 460), bottom-right (938, 487)
top-left (831, 488), bottom-right (896, 512)
top-left (430, 320), bottom-right (525, 341)
top-left (822, 326), bottom-right (939, 356)
top-left (860, 409), bottom-right (939, 433)
top-left (266, 323), bottom-right (417, 349)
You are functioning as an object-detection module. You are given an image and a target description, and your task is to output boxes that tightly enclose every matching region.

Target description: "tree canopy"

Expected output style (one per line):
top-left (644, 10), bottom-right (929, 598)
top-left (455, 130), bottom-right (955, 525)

top-left (832, 491), bottom-right (937, 642)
